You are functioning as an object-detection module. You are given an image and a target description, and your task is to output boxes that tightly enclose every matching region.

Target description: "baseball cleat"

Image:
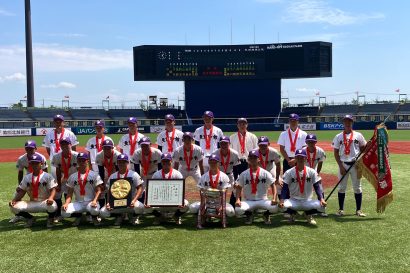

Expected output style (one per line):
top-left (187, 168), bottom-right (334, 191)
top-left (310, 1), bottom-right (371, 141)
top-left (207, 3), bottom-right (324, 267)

top-left (244, 213), bottom-right (254, 225)
top-left (72, 217), bottom-right (82, 227)
top-left (288, 214), bottom-right (296, 223)
top-left (53, 216), bottom-right (63, 223)
top-left (336, 210), bottom-right (344, 216)
top-left (114, 216), bottom-right (123, 226)
top-left (263, 213), bottom-right (271, 225)
top-left (306, 215), bottom-right (317, 225)
top-left (356, 210), bottom-right (366, 217)
top-left (9, 216), bottom-right (24, 223)
top-left (131, 216), bottom-right (140, 226)
top-left (46, 219), bottom-right (54, 229)
top-left (93, 217), bottom-right (102, 226)
top-left (173, 216), bottom-right (182, 225)
top-left (25, 218), bottom-right (35, 228)
top-left (86, 215), bottom-right (93, 223)
top-left (320, 212), bottom-right (328, 217)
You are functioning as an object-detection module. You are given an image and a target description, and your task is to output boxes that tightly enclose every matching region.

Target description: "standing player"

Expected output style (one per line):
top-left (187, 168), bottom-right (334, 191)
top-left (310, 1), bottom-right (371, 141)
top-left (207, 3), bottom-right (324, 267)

top-left (332, 115), bottom-right (367, 217)
top-left (229, 118), bottom-right (258, 175)
top-left (303, 134), bottom-right (327, 217)
top-left (235, 149), bottom-right (279, 225)
top-left (156, 114), bottom-right (183, 154)
top-left (148, 153), bottom-right (189, 225)
top-left (189, 154), bottom-right (235, 228)
top-left (42, 114), bottom-right (79, 177)
top-left (85, 120), bottom-right (113, 172)
top-left (279, 149), bottom-right (327, 225)
top-left (99, 154), bottom-right (144, 226)
top-left (51, 137), bottom-right (79, 222)
top-left (9, 155), bottom-right (58, 228)
top-left (62, 153), bottom-right (103, 226)
top-left (131, 137), bottom-right (162, 182)
top-left (118, 117), bottom-right (145, 170)
top-left (173, 132), bottom-right (204, 183)
top-left (277, 113), bottom-right (307, 173)
top-left (194, 111), bottom-right (224, 172)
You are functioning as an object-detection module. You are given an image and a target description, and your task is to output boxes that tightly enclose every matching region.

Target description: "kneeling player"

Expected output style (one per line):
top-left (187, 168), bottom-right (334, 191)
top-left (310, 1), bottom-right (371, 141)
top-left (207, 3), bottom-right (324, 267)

top-left (279, 149), bottom-right (327, 225)
top-left (99, 154), bottom-right (144, 226)
top-left (147, 153), bottom-right (189, 225)
top-left (235, 150), bottom-right (278, 225)
top-left (9, 154), bottom-right (57, 228)
top-left (62, 153), bottom-right (103, 226)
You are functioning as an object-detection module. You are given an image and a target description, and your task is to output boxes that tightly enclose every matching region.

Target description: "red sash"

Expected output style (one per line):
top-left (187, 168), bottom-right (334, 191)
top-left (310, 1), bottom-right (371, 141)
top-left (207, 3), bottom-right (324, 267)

top-left (117, 169), bottom-right (129, 179)
top-left (129, 132), bottom-right (138, 156)
top-left (250, 167), bottom-right (260, 194)
top-left (307, 148), bottom-right (317, 168)
top-left (238, 132), bottom-right (246, 154)
top-left (220, 150), bottom-right (231, 173)
top-left (204, 126), bottom-right (213, 150)
top-left (61, 153), bottom-right (72, 179)
top-left (162, 168), bottom-right (173, 179)
top-left (166, 129), bottom-right (176, 152)
top-left (104, 151), bottom-right (114, 177)
top-left (184, 145), bottom-right (193, 171)
top-left (54, 128), bottom-right (65, 153)
top-left (95, 135), bottom-right (105, 152)
top-left (78, 169), bottom-right (90, 196)
top-left (295, 166), bottom-right (307, 194)
top-left (31, 170), bottom-right (43, 199)
top-left (142, 148), bottom-right (152, 176)
top-left (209, 170), bottom-right (220, 189)
top-left (343, 131), bottom-right (354, 155)
top-left (259, 151), bottom-right (269, 169)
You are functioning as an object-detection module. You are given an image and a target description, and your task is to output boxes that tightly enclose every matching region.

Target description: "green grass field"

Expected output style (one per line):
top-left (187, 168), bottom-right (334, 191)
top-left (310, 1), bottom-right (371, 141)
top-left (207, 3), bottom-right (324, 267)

top-left (0, 131), bottom-right (408, 272)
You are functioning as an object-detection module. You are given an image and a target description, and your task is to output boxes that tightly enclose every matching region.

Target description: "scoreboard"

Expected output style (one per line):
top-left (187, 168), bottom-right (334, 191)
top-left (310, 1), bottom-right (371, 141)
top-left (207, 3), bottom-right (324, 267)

top-left (133, 42), bottom-right (331, 81)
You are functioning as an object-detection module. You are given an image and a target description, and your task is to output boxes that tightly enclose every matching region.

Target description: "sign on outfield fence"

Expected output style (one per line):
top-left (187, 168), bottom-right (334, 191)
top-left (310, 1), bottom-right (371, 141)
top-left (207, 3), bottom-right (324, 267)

top-left (0, 128), bottom-right (31, 137)
top-left (397, 122), bottom-right (410, 130)
top-left (285, 123), bottom-right (316, 131)
top-left (35, 128), bottom-right (72, 136)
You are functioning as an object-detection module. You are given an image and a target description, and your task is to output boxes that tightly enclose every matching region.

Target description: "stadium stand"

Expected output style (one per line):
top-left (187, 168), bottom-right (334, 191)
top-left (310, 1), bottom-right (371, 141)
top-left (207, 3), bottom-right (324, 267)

top-left (28, 109), bottom-right (72, 121)
top-left (358, 103), bottom-right (400, 115)
top-left (280, 106), bottom-right (320, 117)
top-left (107, 109), bottom-right (146, 120)
top-left (398, 103), bottom-right (410, 114)
top-left (320, 104), bottom-right (359, 116)
top-left (0, 109), bottom-right (31, 121)
top-left (69, 109), bottom-right (109, 120)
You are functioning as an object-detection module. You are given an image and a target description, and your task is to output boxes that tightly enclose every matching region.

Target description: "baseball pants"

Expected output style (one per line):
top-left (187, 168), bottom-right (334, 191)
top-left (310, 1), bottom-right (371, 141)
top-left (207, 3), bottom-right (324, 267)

top-left (338, 163), bottom-right (362, 194)
top-left (235, 200), bottom-right (279, 216)
top-left (189, 201), bottom-right (235, 217)
top-left (99, 202), bottom-right (144, 218)
top-left (61, 201), bottom-right (100, 218)
top-left (10, 200), bottom-right (58, 215)
top-left (282, 198), bottom-right (324, 213)
top-left (146, 199), bottom-right (189, 217)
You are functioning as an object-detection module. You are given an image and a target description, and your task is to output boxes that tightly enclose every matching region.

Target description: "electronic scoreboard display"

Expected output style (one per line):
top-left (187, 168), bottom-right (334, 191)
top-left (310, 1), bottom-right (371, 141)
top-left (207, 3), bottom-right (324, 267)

top-left (133, 42), bottom-right (331, 81)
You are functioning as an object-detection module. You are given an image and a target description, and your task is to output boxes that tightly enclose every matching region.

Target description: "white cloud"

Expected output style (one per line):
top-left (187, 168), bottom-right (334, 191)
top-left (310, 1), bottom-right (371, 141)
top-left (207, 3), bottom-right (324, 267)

top-left (0, 8), bottom-right (15, 16)
top-left (296, 87), bottom-right (318, 93)
top-left (46, 33), bottom-right (87, 38)
top-left (0, 43), bottom-right (132, 73)
top-left (284, 0), bottom-right (385, 26)
top-left (0, 72), bottom-right (26, 83)
top-left (41, 81), bottom-right (77, 89)
top-left (295, 32), bottom-right (346, 42)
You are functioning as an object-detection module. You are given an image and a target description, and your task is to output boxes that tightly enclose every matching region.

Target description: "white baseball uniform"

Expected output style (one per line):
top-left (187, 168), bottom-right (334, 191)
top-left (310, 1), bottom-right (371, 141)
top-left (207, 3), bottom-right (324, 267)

top-left (85, 135), bottom-right (114, 171)
top-left (277, 128), bottom-right (307, 157)
top-left (332, 131), bottom-right (366, 193)
top-left (62, 170), bottom-right (103, 217)
top-left (211, 148), bottom-right (240, 185)
top-left (172, 144), bottom-right (204, 183)
top-left (258, 147), bottom-right (281, 179)
top-left (118, 132), bottom-right (145, 159)
top-left (194, 125), bottom-right (224, 171)
top-left (51, 151), bottom-right (79, 198)
top-left (156, 128), bottom-right (184, 154)
top-left (10, 172), bottom-right (58, 215)
top-left (16, 152), bottom-right (48, 173)
top-left (303, 146), bottom-right (326, 183)
top-left (229, 131), bottom-right (258, 160)
top-left (130, 147), bottom-right (162, 181)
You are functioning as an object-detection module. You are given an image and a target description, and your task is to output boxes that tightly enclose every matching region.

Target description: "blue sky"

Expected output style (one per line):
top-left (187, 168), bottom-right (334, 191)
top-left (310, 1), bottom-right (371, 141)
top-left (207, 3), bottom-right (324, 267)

top-left (0, 0), bottom-right (408, 107)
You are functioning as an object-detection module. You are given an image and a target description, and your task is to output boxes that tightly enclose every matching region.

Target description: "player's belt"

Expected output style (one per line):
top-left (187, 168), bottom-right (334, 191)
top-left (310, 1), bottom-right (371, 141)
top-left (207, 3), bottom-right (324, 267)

top-left (343, 161), bottom-right (356, 166)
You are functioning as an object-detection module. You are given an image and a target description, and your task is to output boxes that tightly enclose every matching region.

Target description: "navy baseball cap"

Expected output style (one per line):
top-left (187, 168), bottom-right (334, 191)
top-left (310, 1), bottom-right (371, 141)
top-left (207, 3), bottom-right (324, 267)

top-left (139, 137), bottom-right (151, 145)
top-left (306, 134), bottom-right (317, 143)
top-left (203, 111), bottom-right (214, 118)
top-left (258, 136), bottom-right (269, 145)
top-left (183, 132), bottom-right (194, 139)
top-left (219, 136), bottom-right (230, 143)
top-left (343, 115), bottom-right (354, 121)
top-left (165, 114), bottom-right (175, 121)
top-left (29, 154), bottom-right (43, 163)
top-left (77, 152), bottom-right (89, 160)
top-left (248, 149), bottom-right (260, 158)
top-left (94, 120), bottom-right (105, 127)
top-left (102, 139), bottom-right (114, 147)
top-left (25, 140), bottom-right (37, 149)
top-left (60, 137), bottom-right (71, 144)
top-left (53, 114), bottom-right (64, 121)
top-left (161, 153), bottom-right (172, 161)
top-left (237, 117), bottom-right (248, 123)
top-left (295, 149), bottom-right (307, 157)
top-left (127, 117), bottom-right (137, 124)
top-left (117, 154), bottom-right (129, 162)
top-left (208, 154), bottom-right (220, 162)
top-left (289, 113), bottom-right (300, 121)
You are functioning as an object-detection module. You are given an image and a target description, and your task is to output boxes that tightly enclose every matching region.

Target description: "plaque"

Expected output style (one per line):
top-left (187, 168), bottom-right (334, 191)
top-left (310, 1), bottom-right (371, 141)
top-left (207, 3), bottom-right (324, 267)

top-left (146, 179), bottom-right (185, 207)
top-left (109, 178), bottom-right (133, 208)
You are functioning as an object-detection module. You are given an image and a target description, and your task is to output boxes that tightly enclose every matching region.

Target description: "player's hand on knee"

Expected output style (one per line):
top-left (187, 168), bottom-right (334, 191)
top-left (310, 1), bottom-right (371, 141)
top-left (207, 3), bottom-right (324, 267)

top-left (271, 199), bottom-right (278, 206)
top-left (46, 199), bottom-right (54, 206)
top-left (279, 200), bottom-right (284, 208)
top-left (9, 200), bottom-right (16, 207)
top-left (62, 204), bottom-right (68, 211)
top-left (129, 200), bottom-right (135, 208)
top-left (235, 200), bottom-right (241, 207)
top-left (106, 203), bottom-right (112, 210)
top-left (144, 204), bottom-right (151, 208)
top-left (90, 201), bottom-right (97, 208)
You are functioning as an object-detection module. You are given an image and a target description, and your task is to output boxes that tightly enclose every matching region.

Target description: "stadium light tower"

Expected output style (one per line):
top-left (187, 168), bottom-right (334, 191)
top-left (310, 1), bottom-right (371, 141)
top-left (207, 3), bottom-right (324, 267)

top-left (25, 0), bottom-right (35, 107)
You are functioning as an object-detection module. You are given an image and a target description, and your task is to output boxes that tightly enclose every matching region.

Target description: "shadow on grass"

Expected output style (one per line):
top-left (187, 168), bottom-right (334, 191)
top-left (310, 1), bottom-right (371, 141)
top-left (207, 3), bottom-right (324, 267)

top-left (327, 214), bottom-right (382, 223)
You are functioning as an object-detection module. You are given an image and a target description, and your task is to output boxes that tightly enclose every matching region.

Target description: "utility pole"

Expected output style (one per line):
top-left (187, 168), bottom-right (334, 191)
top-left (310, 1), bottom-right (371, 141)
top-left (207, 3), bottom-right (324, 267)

top-left (25, 0), bottom-right (35, 107)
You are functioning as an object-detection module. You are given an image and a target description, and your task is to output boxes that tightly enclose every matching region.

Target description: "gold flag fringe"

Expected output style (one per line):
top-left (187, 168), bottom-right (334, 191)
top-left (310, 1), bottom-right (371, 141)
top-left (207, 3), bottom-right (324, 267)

top-left (377, 191), bottom-right (393, 213)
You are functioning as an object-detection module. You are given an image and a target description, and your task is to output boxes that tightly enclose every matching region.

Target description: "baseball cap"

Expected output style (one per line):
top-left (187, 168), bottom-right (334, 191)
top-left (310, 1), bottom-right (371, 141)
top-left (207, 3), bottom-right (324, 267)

top-left (117, 154), bottom-right (129, 162)
top-left (94, 120), bottom-right (105, 127)
top-left (53, 114), bottom-right (64, 121)
top-left (102, 139), bottom-right (114, 147)
top-left (139, 137), bottom-right (151, 145)
top-left (208, 154), bottom-right (220, 162)
top-left (306, 134), bottom-right (317, 143)
top-left (161, 153), bottom-right (173, 161)
top-left (219, 136), bottom-right (230, 143)
top-left (77, 152), bottom-right (89, 160)
top-left (343, 114), bottom-right (354, 121)
top-left (295, 149), bottom-right (307, 157)
top-left (29, 154), bottom-right (43, 163)
top-left (60, 137), bottom-right (71, 144)
top-left (165, 114), bottom-right (175, 121)
top-left (127, 117), bottom-right (137, 124)
top-left (289, 113), bottom-right (300, 121)
top-left (237, 117), bottom-right (248, 123)
top-left (258, 136), bottom-right (269, 145)
top-left (248, 149), bottom-right (260, 158)
top-left (24, 140), bottom-right (37, 149)
top-left (203, 111), bottom-right (214, 118)
top-left (183, 132), bottom-right (194, 139)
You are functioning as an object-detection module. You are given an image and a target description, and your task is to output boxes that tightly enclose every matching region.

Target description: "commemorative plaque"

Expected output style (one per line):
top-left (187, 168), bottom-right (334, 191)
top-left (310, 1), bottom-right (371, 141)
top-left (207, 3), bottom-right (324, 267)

top-left (146, 179), bottom-right (185, 207)
top-left (109, 178), bottom-right (133, 208)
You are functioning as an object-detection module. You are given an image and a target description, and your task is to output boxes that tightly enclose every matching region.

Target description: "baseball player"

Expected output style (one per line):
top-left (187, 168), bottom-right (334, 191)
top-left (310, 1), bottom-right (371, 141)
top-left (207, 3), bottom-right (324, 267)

top-left (85, 120), bottom-right (113, 172)
top-left (156, 114), bottom-right (183, 154)
top-left (62, 153), bottom-right (103, 226)
top-left (118, 117), bottom-right (145, 170)
top-left (99, 154), bottom-right (144, 226)
top-left (257, 136), bottom-right (281, 188)
top-left (277, 113), bottom-right (307, 173)
top-left (229, 117), bottom-right (258, 175)
top-left (51, 137), bottom-right (79, 222)
top-left (148, 153), bottom-right (189, 225)
top-left (189, 154), bottom-right (235, 228)
top-left (279, 149), bottom-right (327, 225)
top-left (42, 114), bottom-right (79, 178)
top-left (235, 149), bottom-right (279, 225)
top-left (131, 137), bottom-right (162, 182)
top-left (194, 111), bottom-right (224, 172)
top-left (9, 154), bottom-right (58, 228)
top-left (172, 132), bottom-right (204, 183)
top-left (303, 134), bottom-right (327, 217)
top-left (332, 115), bottom-right (367, 217)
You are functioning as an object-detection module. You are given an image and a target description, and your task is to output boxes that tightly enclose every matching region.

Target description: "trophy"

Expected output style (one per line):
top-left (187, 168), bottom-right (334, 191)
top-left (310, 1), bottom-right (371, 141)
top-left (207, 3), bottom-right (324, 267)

top-left (109, 178), bottom-right (133, 208)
